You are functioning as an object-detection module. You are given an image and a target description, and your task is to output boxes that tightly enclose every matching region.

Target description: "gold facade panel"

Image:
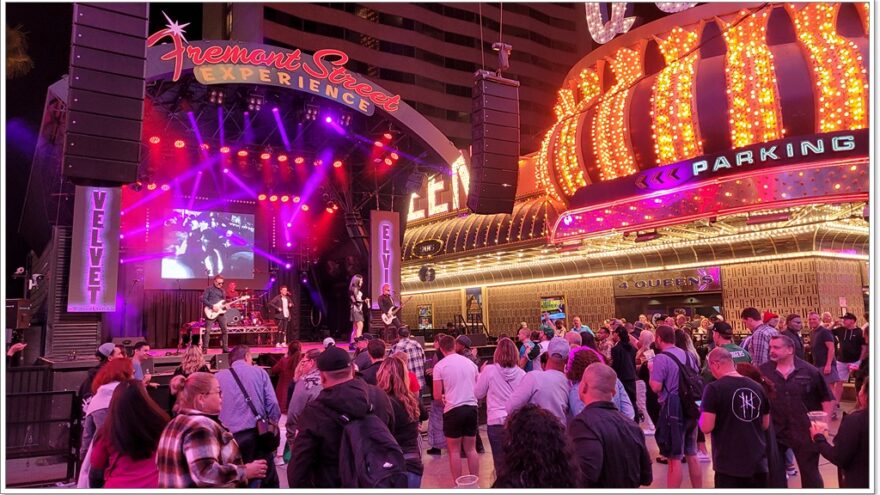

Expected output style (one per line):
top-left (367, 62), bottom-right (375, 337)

top-left (400, 290), bottom-right (461, 331)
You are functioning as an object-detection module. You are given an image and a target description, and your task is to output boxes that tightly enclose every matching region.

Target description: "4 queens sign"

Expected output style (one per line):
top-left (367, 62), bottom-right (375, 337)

top-left (147, 19), bottom-right (402, 116)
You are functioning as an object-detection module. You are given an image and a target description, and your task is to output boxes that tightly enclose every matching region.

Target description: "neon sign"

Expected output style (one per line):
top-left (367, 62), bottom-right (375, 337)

top-left (68, 186), bottom-right (122, 312)
top-left (408, 155), bottom-right (470, 223)
top-left (147, 15), bottom-right (401, 116)
top-left (370, 211), bottom-right (401, 310)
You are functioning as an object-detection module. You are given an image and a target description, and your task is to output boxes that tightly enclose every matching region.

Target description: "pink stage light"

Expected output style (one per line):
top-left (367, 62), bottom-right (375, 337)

top-left (333, 160), bottom-right (343, 168)
top-left (301, 204), bottom-right (309, 211)
top-left (285, 263), bottom-right (292, 269)
top-left (146, 183), bottom-right (158, 191)
top-left (258, 193), bottom-right (267, 201)
top-left (278, 155), bottom-right (288, 162)
top-left (173, 140), bottom-right (185, 149)
top-left (260, 152), bottom-right (271, 160)
top-left (200, 143), bottom-right (210, 150)
top-left (292, 196), bottom-right (301, 203)
top-left (286, 242), bottom-right (292, 248)
top-left (280, 195), bottom-right (289, 203)
top-left (220, 146), bottom-right (231, 154)
top-left (222, 168), bottom-right (229, 174)
top-left (383, 132), bottom-right (393, 140)
top-left (237, 150), bottom-right (249, 158)
top-left (160, 184), bottom-right (170, 191)
top-left (294, 157), bottom-right (305, 164)
top-left (269, 195), bottom-right (278, 202)
top-left (148, 136), bottom-right (161, 144)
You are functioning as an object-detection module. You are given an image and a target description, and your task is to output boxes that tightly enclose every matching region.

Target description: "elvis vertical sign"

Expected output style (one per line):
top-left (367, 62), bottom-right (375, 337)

top-left (67, 186), bottom-right (121, 312)
top-left (370, 210), bottom-right (401, 309)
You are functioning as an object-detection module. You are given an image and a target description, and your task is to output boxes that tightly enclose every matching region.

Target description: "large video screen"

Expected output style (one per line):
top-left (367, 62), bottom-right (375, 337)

top-left (161, 209), bottom-right (255, 279)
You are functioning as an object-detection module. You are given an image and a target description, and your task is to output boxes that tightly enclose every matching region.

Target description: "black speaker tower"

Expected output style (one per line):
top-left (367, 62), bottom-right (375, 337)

top-left (63, 3), bottom-right (149, 184)
top-left (468, 70), bottom-right (520, 215)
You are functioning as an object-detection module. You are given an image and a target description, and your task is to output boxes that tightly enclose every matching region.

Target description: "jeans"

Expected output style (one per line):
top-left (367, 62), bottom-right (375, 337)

top-left (234, 428), bottom-right (279, 488)
top-left (406, 471), bottom-right (422, 489)
top-left (635, 380), bottom-right (655, 430)
top-left (777, 440), bottom-right (823, 488)
top-left (203, 313), bottom-right (229, 352)
top-left (486, 424), bottom-right (505, 476)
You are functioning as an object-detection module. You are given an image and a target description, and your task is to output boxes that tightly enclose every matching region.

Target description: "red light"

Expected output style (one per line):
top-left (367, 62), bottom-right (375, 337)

top-left (220, 146), bottom-right (231, 154)
top-left (237, 150), bottom-right (248, 157)
top-left (258, 193), bottom-right (267, 201)
top-left (200, 143), bottom-right (210, 151)
top-left (333, 160), bottom-right (343, 168)
top-left (326, 207), bottom-right (335, 214)
top-left (374, 141), bottom-right (384, 147)
top-left (160, 184), bottom-right (170, 191)
top-left (294, 157), bottom-right (305, 164)
top-left (301, 204), bottom-right (309, 211)
top-left (390, 152), bottom-right (399, 160)
top-left (280, 195), bottom-right (289, 203)
top-left (278, 155), bottom-right (288, 162)
top-left (333, 204), bottom-right (339, 210)
top-left (383, 132), bottom-right (393, 140)
top-left (314, 159), bottom-right (323, 166)
top-left (260, 152), bottom-right (271, 160)
top-left (174, 140), bottom-right (185, 149)
top-left (269, 195), bottom-right (278, 202)
top-left (292, 196), bottom-right (301, 203)
top-left (384, 158), bottom-right (393, 166)
top-left (146, 183), bottom-right (158, 191)
top-left (148, 136), bottom-right (161, 145)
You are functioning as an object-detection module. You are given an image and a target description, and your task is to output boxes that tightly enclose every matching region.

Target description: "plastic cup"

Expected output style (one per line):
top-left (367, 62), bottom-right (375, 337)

top-left (455, 475), bottom-right (479, 489)
top-left (807, 410), bottom-right (829, 426)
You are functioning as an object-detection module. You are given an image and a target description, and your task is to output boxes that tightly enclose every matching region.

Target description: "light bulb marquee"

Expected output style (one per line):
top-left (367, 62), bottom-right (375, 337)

top-left (535, 2), bottom-right (869, 205)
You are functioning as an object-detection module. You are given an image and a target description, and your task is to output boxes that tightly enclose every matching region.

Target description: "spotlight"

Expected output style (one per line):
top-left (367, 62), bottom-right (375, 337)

top-left (338, 113), bottom-right (352, 127)
top-left (148, 136), bottom-right (161, 144)
top-left (222, 168), bottom-right (229, 174)
top-left (269, 195), bottom-right (278, 202)
top-left (286, 242), bottom-right (292, 248)
top-left (383, 132), bottom-right (393, 140)
top-left (301, 204), bottom-right (309, 211)
top-left (130, 181), bottom-right (143, 192)
top-left (374, 141), bottom-right (384, 147)
top-left (278, 154), bottom-right (288, 162)
top-left (174, 140), bottom-right (185, 149)
top-left (286, 222), bottom-right (292, 228)
top-left (200, 143), bottom-right (210, 151)
top-left (247, 94), bottom-right (264, 112)
top-left (280, 195), bottom-right (289, 203)
top-left (146, 183), bottom-right (158, 191)
top-left (333, 160), bottom-right (343, 168)
top-left (237, 150), bottom-right (248, 158)
top-left (304, 104), bottom-right (319, 121)
top-left (294, 156), bottom-right (305, 165)
top-left (258, 193), bottom-right (267, 201)
top-left (324, 116), bottom-right (333, 124)
top-left (384, 158), bottom-right (393, 166)
top-left (285, 263), bottom-right (292, 269)
top-left (292, 196), bottom-right (301, 203)
top-left (208, 88), bottom-right (225, 105)
top-left (260, 152), bottom-right (271, 160)
top-left (220, 146), bottom-right (231, 154)
top-left (160, 184), bottom-right (170, 191)
top-left (390, 152), bottom-right (399, 160)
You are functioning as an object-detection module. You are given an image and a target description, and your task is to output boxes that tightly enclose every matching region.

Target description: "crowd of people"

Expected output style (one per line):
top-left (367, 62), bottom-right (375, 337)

top-left (69, 306), bottom-right (869, 489)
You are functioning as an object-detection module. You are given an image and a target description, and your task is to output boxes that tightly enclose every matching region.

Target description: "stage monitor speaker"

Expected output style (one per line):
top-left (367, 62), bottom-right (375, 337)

top-left (213, 353), bottom-right (230, 370)
top-left (465, 333), bottom-right (488, 347)
top-left (63, 3), bottom-right (149, 184)
top-left (469, 71), bottom-right (520, 215)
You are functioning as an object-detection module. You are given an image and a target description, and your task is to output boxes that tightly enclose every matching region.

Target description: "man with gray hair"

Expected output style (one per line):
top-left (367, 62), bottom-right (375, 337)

top-left (565, 330), bottom-right (583, 348)
top-left (569, 363), bottom-right (652, 488)
top-left (215, 345), bottom-right (282, 487)
top-left (506, 337), bottom-right (571, 424)
top-left (700, 347), bottom-right (770, 488)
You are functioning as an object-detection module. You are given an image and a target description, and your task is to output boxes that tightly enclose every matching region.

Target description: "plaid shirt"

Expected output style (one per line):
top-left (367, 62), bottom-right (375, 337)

top-left (390, 337), bottom-right (427, 389)
top-left (157, 409), bottom-right (246, 488)
top-left (746, 324), bottom-right (779, 367)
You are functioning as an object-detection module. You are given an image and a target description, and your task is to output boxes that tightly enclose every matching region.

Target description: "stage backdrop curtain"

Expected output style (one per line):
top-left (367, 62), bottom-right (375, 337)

top-left (143, 290), bottom-right (205, 349)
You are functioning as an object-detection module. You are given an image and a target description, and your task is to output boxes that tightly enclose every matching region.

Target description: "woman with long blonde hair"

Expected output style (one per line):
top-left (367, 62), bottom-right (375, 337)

top-left (174, 346), bottom-right (209, 377)
top-left (377, 357), bottom-right (424, 488)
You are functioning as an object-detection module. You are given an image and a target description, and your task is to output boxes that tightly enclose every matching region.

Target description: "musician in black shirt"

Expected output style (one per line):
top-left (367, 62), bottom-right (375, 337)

top-left (378, 283), bottom-right (402, 341)
top-left (269, 285), bottom-right (295, 345)
top-left (200, 275), bottom-right (230, 353)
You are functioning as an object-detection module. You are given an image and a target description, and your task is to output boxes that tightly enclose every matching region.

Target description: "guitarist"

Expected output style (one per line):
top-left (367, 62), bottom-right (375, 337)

top-left (378, 283), bottom-right (403, 341)
top-left (201, 275), bottom-right (231, 353)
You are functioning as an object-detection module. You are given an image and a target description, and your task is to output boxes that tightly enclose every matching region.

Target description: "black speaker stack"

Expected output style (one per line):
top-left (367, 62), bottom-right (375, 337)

top-left (63, 3), bottom-right (149, 184)
top-left (468, 70), bottom-right (521, 215)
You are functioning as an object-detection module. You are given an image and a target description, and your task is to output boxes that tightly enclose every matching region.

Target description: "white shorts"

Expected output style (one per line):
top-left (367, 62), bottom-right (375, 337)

top-left (836, 360), bottom-right (859, 382)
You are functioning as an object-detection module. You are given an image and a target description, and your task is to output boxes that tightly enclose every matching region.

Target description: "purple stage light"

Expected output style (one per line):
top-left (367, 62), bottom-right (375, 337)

top-left (324, 116), bottom-right (333, 123)
top-left (187, 111), bottom-right (206, 152)
top-left (270, 276), bottom-right (276, 282)
top-left (223, 168), bottom-right (229, 174)
top-left (272, 107), bottom-right (292, 151)
top-left (285, 263), bottom-right (292, 269)
top-left (286, 242), bottom-right (292, 247)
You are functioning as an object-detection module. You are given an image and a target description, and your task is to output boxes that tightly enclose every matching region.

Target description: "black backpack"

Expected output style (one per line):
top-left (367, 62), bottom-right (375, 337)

top-left (337, 407), bottom-right (408, 488)
top-left (661, 351), bottom-right (704, 420)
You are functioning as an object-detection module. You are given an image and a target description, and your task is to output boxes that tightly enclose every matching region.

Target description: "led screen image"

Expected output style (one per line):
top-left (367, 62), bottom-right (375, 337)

top-left (161, 209), bottom-right (255, 279)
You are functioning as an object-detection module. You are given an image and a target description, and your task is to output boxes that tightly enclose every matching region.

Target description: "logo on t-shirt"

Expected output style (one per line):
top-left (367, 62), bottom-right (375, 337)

top-left (731, 388), bottom-right (762, 422)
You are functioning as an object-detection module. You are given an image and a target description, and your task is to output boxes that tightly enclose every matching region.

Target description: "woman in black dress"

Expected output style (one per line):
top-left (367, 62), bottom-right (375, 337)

top-left (348, 274), bottom-right (369, 348)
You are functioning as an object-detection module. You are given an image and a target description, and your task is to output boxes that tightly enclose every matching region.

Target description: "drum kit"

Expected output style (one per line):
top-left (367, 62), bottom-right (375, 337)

top-left (223, 288), bottom-right (264, 326)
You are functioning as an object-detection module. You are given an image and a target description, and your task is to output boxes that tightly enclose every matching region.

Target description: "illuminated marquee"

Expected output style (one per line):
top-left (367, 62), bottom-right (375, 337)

top-left (68, 186), bottom-right (122, 312)
top-left (148, 18), bottom-right (401, 116)
top-left (370, 210), bottom-right (401, 308)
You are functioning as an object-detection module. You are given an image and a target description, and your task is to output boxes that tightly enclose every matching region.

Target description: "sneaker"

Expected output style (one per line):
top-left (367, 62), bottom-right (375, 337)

top-left (697, 451), bottom-right (711, 462)
top-left (426, 448), bottom-right (442, 456)
top-left (656, 456), bottom-right (668, 464)
top-left (786, 466), bottom-right (798, 478)
top-left (274, 456), bottom-right (285, 466)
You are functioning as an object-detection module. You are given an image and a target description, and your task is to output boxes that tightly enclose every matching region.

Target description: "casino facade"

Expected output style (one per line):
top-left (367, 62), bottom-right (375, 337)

top-left (400, 2), bottom-right (870, 336)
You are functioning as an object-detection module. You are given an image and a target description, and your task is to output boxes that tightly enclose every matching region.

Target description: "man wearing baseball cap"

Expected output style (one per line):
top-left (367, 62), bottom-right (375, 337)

top-left (832, 313), bottom-right (867, 419)
top-left (287, 345), bottom-right (394, 488)
top-left (701, 322), bottom-right (751, 383)
top-left (78, 342), bottom-right (124, 403)
top-left (505, 337), bottom-right (571, 424)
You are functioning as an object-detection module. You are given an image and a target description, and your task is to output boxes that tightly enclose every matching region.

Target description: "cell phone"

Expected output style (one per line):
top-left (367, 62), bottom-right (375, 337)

top-left (644, 349), bottom-right (656, 361)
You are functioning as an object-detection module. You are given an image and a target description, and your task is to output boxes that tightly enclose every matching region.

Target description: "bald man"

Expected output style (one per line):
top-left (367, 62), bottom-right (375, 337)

top-left (569, 363), bottom-right (652, 488)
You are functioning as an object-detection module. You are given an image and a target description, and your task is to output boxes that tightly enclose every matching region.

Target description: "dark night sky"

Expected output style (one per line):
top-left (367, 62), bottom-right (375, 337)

top-left (5, 3), bottom-right (203, 297)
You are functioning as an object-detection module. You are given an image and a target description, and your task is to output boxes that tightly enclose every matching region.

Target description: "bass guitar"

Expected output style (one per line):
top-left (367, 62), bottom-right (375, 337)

top-left (204, 295), bottom-right (250, 320)
top-left (381, 296), bottom-right (412, 325)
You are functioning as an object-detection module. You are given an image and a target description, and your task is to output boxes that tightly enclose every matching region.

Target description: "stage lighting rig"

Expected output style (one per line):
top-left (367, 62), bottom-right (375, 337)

top-left (208, 88), bottom-right (225, 105)
top-left (303, 104), bottom-right (319, 122)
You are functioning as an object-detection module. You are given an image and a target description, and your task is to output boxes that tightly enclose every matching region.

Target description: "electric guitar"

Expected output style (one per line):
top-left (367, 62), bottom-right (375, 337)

top-left (204, 295), bottom-right (250, 320)
top-left (381, 296), bottom-right (412, 325)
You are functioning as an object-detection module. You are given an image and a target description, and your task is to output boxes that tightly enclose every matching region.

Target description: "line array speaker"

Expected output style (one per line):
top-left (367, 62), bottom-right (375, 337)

top-left (468, 70), bottom-right (520, 215)
top-left (63, 3), bottom-right (149, 184)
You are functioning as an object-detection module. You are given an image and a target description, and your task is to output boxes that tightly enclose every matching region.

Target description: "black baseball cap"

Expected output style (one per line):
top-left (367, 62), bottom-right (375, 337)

top-left (713, 321), bottom-right (733, 337)
top-left (842, 312), bottom-right (857, 321)
top-left (456, 335), bottom-right (472, 349)
top-left (317, 346), bottom-right (351, 372)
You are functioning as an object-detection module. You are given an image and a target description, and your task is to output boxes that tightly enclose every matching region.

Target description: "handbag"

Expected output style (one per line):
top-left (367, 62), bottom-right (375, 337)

top-left (229, 368), bottom-right (280, 451)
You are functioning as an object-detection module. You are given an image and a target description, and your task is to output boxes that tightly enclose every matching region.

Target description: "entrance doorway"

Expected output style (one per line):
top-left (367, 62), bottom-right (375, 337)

top-left (614, 292), bottom-right (723, 323)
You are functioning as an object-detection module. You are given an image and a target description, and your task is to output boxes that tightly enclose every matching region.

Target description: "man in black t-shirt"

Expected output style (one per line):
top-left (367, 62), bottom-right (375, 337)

top-left (700, 347), bottom-right (770, 488)
top-left (807, 311), bottom-right (839, 411)
top-left (832, 313), bottom-right (867, 414)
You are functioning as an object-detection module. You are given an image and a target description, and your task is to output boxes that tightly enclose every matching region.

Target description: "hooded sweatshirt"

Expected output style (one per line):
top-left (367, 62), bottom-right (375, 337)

top-left (474, 364), bottom-right (526, 426)
top-left (288, 378), bottom-right (395, 488)
top-left (81, 381), bottom-right (120, 457)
